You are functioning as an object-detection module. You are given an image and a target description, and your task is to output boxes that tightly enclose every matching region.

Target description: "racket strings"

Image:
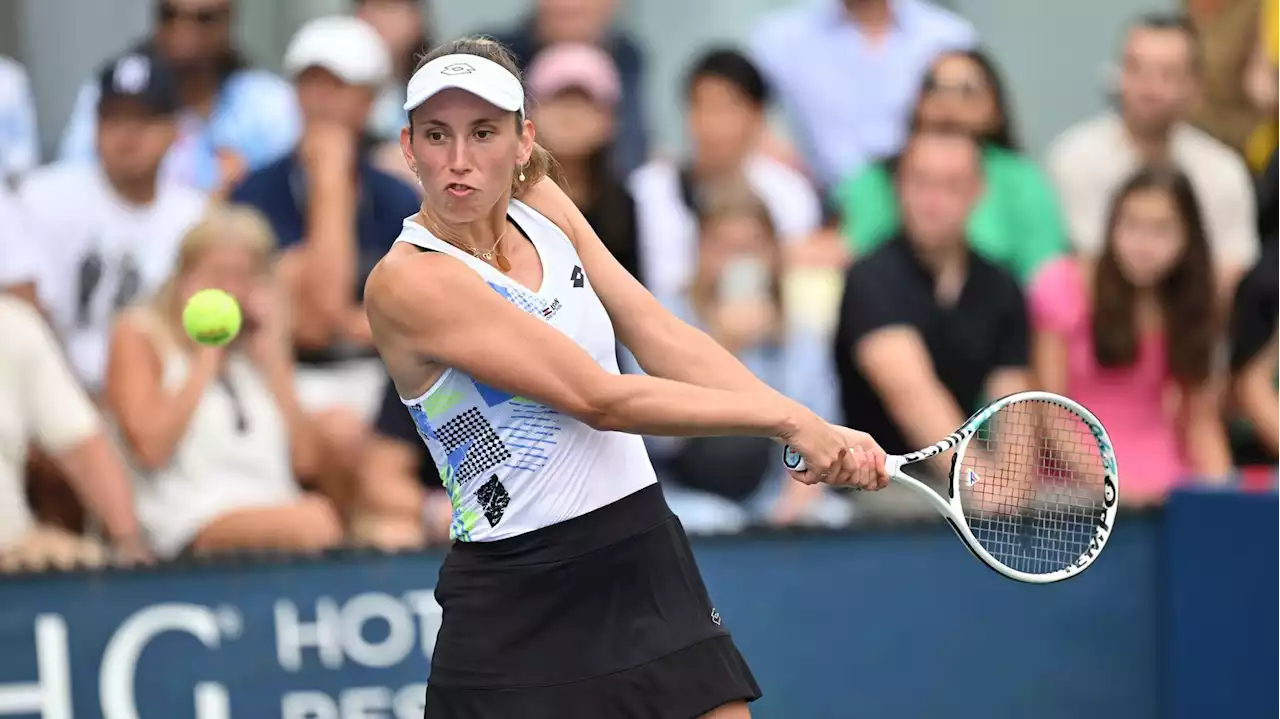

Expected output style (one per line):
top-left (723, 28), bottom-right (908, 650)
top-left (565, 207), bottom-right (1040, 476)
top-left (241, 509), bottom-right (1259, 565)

top-left (958, 400), bottom-right (1107, 576)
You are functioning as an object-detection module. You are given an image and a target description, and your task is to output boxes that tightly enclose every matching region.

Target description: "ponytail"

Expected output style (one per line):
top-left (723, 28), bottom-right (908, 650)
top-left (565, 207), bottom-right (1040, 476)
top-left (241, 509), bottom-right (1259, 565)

top-left (515, 141), bottom-right (562, 196)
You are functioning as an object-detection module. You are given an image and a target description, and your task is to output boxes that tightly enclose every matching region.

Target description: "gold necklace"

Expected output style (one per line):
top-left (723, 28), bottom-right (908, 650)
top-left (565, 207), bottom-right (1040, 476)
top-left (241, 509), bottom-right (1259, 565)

top-left (422, 213), bottom-right (512, 273)
top-left (460, 225), bottom-right (512, 273)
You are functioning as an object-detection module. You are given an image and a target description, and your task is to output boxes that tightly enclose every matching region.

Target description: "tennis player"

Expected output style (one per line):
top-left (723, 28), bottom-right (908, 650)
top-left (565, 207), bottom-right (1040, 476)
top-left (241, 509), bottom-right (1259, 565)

top-left (365, 37), bottom-right (889, 719)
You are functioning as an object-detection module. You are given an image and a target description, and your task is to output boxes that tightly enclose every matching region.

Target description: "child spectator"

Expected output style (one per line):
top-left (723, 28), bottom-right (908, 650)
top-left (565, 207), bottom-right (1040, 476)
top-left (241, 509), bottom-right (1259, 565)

top-left (1029, 167), bottom-right (1233, 505)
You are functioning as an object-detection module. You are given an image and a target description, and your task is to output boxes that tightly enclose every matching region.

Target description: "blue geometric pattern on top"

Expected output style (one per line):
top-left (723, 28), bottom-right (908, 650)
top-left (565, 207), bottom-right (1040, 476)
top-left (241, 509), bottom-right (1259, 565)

top-left (473, 380), bottom-right (516, 408)
top-left (487, 280), bottom-right (542, 315)
top-left (406, 403), bottom-right (437, 443)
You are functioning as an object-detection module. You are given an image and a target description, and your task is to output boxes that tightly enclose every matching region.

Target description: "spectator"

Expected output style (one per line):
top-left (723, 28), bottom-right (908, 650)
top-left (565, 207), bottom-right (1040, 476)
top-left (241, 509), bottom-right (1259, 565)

top-left (231, 16), bottom-right (415, 434)
top-left (1047, 14), bottom-right (1257, 290)
top-left (1029, 167), bottom-right (1233, 506)
top-left (1258, 149), bottom-right (1277, 242)
top-left (0, 56), bottom-right (39, 186)
top-left (1184, 0), bottom-right (1265, 154)
top-left (355, 0), bottom-right (434, 189)
top-left (629, 48), bottom-right (821, 305)
top-left (355, 380), bottom-right (452, 550)
top-left (834, 130), bottom-right (1030, 514)
top-left (0, 184), bottom-right (38, 302)
top-left (59, 0), bottom-right (299, 195)
top-left (750, 0), bottom-right (976, 189)
top-left (1227, 236), bottom-right (1277, 469)
top-left (488, 0), bottom-right (650, 177)
top-left (21, 51), bottom-right (207, 395)
top-left (354, 0), bottom-right (432, 143)
top-left (1243, 0), bottom-right (1278, 174)
top-left (104, 204), bottom-right (340, 559)
top-left (527, 43), bottom-right (641, 281)
top-left (834, 48), bottom-right (1067, 283)
top-left (656, 184), bottom-right (849, 532)
top-left (0, 295), bottom-right (150, 571)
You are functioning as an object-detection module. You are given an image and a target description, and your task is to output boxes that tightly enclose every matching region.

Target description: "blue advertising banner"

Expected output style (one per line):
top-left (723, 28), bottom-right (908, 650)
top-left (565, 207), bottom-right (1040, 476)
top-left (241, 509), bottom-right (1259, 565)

top-left (1165, 488), bottom-right (1279, 719)
top-left (0, 492), bottom-right (1268, 719)
top-left (0, 554), bottom-right (442, 719)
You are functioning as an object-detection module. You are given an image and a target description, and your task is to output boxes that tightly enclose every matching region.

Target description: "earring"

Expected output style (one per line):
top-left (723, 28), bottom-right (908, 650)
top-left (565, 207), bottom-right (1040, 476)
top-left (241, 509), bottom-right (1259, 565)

top-left (518, 164), bottom-right (526, 183)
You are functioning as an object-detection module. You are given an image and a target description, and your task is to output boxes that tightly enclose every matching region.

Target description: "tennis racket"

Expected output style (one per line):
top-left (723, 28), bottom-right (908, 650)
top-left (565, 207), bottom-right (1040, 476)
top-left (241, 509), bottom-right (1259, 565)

top-left (783, 391), bottom-right (1118, 584)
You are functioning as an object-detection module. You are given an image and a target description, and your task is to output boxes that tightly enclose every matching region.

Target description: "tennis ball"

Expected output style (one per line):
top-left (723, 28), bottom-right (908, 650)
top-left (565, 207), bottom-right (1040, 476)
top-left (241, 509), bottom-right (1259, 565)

top-left (182, 289), bottom-right (242, 347)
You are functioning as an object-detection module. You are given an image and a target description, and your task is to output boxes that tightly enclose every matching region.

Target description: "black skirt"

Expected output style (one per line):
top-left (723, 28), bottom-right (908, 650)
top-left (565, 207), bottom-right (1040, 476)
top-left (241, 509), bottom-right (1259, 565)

top-left (425, 484), bottom-right (761, 719)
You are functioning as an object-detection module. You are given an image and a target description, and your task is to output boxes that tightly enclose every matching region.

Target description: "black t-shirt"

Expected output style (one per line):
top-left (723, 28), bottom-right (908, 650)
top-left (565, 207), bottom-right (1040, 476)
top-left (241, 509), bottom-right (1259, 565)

top-left (582, 181), bottom-right (643, 284)
top-left (834, 236), bottom-right (1029, 456)
top-left (373, 380), bottom-right (441, 490)
top-left (1229, 237), bottom-right (1278, 373)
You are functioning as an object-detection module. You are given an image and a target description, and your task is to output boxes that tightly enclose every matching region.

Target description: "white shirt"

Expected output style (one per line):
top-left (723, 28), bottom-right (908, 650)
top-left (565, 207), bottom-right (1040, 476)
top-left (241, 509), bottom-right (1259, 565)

top-left (1047, 114), bottom-right (1259, 271)
top-left (628, 154), bottom-right (822, 306)
top-left (0, 184), bottom-right (36, 287)
top-left (0, 297), bottom-right (102, 548)
top-left (19, 163), bottom-right (207, 392)
top-left (749, 0), bottom-right (976, 187)
top-left (0, 57), bottom-right (39, 181)
top-left (394, 200), bottom-right (657, 542)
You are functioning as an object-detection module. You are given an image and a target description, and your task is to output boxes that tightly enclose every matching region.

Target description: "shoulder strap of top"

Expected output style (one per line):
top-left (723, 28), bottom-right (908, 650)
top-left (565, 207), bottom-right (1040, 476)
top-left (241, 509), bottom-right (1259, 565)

top-left (508, 198), bottom-right (576, 252)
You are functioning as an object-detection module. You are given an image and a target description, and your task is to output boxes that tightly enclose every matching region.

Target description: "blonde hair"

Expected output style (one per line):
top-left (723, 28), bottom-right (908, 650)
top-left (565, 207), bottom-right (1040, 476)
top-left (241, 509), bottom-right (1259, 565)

top-left (693, 180), bottom-right (779, 238)
top-left (689, 181), bottom-right (785, 312)
top-left (147, 202), bottom-right (277, 346)
top-left (412, 35), bottom-right (562, 196)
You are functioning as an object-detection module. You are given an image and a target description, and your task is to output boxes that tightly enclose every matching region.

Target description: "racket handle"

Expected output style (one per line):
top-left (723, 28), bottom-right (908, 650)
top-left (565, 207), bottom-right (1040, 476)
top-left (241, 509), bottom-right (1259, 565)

top-left (782, 444), bottom-right (808, 472)
top-left (782, 445), bottom-right (901, 476)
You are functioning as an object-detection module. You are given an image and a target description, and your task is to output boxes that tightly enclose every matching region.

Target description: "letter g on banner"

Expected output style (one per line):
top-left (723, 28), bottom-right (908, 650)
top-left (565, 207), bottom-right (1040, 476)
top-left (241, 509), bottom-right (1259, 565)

top-left (100, 603), bottom-right (233, 719)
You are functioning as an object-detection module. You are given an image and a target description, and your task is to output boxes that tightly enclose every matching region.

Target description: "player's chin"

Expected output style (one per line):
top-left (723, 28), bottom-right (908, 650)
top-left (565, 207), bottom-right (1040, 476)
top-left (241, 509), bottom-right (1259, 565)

top-left (435, 192), bottom-right (492, 219)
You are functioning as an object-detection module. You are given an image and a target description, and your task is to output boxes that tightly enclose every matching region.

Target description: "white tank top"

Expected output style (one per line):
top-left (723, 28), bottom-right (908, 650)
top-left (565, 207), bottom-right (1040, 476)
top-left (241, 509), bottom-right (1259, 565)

top-left (394, 199), bottom-right (657, 542)
top-left (129, 327), bottom-right (299, 557)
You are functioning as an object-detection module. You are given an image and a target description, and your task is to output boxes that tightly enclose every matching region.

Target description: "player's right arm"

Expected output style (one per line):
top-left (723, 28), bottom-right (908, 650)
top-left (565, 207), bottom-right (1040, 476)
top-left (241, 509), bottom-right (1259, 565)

top-left (365, 250), bottom-right (869, 485)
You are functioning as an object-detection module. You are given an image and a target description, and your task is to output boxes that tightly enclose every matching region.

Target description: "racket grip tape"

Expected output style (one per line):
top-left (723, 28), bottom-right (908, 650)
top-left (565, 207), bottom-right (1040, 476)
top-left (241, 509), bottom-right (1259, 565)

top-left (782, 445), bottom-right (901, 476)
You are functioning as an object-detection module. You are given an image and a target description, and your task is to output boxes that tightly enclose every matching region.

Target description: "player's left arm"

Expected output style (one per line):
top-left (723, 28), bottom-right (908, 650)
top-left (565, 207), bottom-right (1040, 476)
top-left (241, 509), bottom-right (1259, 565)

top-left (519, 177), bottom-right (789, 401)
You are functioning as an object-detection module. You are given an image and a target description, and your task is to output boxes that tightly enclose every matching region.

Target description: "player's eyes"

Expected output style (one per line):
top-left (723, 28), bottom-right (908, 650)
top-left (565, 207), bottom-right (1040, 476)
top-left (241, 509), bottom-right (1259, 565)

top-left (474, 129), bottom-right (494, 140)
top-left (426, 131), bottom-right (446, 142)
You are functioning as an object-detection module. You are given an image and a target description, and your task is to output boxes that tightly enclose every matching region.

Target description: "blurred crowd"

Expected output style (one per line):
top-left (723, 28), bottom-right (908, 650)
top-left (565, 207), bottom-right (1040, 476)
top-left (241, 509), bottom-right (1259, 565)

top-left (0, 0), bottom-right (1275, 570)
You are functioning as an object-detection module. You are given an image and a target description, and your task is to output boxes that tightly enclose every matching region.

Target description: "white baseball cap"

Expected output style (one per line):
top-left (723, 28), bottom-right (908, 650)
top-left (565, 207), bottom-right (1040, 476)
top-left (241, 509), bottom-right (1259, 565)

top-left (404, 54), bottom-right (526, 114)
top-left (284, 16), bottom-right (391, 87)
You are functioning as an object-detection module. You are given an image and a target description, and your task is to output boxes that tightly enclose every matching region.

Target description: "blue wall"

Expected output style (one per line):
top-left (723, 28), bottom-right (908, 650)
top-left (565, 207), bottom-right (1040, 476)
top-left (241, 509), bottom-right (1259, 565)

top-left (0, 490), bottom-right (1271, 719)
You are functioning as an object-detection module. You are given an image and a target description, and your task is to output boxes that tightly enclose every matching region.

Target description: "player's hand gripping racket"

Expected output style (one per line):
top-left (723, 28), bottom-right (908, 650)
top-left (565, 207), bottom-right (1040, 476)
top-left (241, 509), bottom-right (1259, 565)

top-left (783, 391), bottom-right (1118, 584)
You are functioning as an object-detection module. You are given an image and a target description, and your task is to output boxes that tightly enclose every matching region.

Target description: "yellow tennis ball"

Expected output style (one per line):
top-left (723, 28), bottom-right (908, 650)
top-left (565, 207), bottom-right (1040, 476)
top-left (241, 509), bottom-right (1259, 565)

top-left (182, 289), bottom-right (242, 347)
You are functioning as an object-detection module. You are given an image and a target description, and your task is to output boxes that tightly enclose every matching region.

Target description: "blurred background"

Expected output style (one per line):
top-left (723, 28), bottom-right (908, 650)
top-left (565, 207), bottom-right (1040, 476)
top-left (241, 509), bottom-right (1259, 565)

top-left (0, 0), bottom-right (1275, 717)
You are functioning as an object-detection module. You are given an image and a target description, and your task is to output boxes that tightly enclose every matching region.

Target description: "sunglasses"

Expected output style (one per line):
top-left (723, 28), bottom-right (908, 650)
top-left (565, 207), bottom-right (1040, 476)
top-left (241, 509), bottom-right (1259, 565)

top-left (923, 76), bottom-right (987, 98)
top-left (157, 3), bottom-right (229, 25)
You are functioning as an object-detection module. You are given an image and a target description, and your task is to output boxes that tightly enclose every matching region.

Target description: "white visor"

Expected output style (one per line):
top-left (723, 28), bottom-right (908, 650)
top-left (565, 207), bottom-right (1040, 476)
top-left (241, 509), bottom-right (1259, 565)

top-left (404, 54), bottom-right (525, 114)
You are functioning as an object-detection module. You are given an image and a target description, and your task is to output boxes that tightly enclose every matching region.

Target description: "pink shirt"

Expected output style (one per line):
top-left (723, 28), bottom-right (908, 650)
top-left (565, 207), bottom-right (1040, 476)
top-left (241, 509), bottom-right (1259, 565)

top-left (1028, 258), bottom-right (1188, 498)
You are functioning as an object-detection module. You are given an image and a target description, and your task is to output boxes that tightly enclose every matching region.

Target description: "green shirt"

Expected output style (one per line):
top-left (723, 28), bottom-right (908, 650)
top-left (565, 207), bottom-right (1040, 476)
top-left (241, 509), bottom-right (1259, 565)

top-left (833, 146), bottom-right (1068, 283)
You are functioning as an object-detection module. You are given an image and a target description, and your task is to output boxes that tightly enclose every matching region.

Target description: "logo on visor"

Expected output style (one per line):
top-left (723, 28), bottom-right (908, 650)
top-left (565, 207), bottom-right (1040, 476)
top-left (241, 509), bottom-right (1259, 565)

top-left (440, 63), bottom-right (476, 76)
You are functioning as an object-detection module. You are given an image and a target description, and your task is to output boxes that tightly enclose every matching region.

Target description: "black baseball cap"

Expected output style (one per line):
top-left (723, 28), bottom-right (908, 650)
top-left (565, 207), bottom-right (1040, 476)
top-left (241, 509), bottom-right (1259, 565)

top-left (97, 52), bottom-right (180, 116)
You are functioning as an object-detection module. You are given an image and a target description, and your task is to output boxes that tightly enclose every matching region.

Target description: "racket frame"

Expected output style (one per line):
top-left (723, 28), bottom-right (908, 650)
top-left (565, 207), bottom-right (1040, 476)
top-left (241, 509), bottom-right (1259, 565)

top-left (784, 391), bottom-right (1120, 583)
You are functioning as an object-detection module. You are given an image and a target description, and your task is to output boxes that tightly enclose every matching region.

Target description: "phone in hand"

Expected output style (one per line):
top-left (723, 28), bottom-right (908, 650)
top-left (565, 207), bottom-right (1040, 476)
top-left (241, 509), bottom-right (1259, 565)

top-left (716, 256), bottom-right (771, 304)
